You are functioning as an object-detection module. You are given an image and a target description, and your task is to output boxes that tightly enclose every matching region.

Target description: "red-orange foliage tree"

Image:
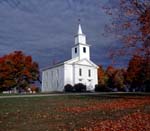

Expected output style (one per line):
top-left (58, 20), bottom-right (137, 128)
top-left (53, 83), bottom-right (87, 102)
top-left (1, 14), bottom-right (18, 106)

top-left (106, 66), bottom-right (126, 91)
top-left (104, 0), bottom-right (150, 58)
top-left (96, 65), bottom-right (127, 92)
top-left (112, 69), bottom-right (126, 91)
top-left (126, 55), bottom-right (143, 87)
top-left (98, 65), bottom-right (106, 85)
top-left (127, 55), bottom-right (150, 91)
top-left (103, 0), bottom-right (150, 91)
top-left (0, 51), bottom-right (40, 91)
top-left (96, 65), bottom-right (110, 92)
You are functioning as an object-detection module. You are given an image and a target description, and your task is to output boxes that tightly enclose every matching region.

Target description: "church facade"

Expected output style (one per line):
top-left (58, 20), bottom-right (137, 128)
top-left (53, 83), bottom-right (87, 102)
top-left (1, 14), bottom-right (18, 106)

top-left (41, 24), bottom-right (98, 92)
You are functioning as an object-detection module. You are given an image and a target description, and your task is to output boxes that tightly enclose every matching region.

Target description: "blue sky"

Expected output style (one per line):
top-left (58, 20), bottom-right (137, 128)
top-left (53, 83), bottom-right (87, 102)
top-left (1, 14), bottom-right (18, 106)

top-left (0, 0), bottom-right (116, 68)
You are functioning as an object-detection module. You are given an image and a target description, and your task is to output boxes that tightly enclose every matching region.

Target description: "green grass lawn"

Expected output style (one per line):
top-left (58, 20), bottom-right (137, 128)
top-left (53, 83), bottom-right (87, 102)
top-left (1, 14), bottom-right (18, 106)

top-left (0, 94), bottom-right (149, 131)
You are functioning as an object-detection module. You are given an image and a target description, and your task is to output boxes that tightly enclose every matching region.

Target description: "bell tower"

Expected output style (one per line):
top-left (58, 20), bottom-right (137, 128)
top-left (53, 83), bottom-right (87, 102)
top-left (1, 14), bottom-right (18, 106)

top-left (72, 24), bottom-right (90, 60)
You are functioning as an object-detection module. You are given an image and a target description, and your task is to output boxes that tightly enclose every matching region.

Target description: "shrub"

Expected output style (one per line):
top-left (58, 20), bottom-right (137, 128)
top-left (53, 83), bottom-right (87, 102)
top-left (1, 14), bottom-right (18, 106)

top-left (95, 84), bottom-right (112, 92)
top-left (74, 83), bottom-right (86, 92)
top-left (64, 84), bottom-right (74, 92)
top-left (117, 87), bottom-right (126, 92)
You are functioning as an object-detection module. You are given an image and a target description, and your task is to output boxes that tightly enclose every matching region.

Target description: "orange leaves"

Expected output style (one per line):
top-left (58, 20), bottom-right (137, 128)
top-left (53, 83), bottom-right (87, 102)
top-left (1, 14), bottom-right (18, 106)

top-left (0, 95), bottom-right (149, 131)
top-left (58, 96), bottom-right (150, 131)
top-left (104, 0), bottom-right (150, 59)
top-left (126, 54), bottom-right (149, 88)
top-left (0, 51), bottom-right (40, 90)
top-left (138, 9), bottom-right (150, 39)
top-left (97, 65), bottom-right (127, 90)
top-left (60, 97), bottom-right (150, 114)
top-left (125, 9), bottom-right (136, 16)
top-left (122, 35), bottom-right (138, 45)
top-left (123, 22), bottom-right (131, 29)
top-left (80, 112), bottom-right (150, 131)
top-left (23, 69), bottom-right (32, 78)
top-left (106, 66), bottom-right (116, 77)
top-left (97, 65), bottom-right (106, 85)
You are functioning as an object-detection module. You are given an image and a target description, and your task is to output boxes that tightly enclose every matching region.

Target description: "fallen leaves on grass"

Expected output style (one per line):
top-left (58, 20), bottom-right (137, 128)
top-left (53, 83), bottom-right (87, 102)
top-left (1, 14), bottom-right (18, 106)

top-left (79, 112), bottom-right (150, 131)
top-left (61, 97), bottom-right (150, 114)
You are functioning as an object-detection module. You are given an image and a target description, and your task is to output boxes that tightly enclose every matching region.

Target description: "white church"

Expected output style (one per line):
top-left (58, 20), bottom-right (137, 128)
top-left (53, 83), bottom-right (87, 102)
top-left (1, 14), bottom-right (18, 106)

top-left (41, 24), bottom-right (98, 92)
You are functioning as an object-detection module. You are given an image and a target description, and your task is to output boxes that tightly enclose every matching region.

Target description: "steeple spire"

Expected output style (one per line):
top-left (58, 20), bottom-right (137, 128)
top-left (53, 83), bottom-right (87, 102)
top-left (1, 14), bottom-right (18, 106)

top-left (78, 24), bottom-right (83, 35)
top-left (75, 23), bottom-right (86, 45)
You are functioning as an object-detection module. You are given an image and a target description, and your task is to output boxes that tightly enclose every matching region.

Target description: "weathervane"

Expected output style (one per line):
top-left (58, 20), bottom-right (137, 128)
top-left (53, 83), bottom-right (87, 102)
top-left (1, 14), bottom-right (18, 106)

top-left (78, 18), bottom-right (81, 24)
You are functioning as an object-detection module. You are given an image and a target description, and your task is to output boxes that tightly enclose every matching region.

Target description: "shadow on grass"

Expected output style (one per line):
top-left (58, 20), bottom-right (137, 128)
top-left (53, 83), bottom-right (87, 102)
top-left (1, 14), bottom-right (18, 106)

top-left (74, 92), bottom-right (150, 100)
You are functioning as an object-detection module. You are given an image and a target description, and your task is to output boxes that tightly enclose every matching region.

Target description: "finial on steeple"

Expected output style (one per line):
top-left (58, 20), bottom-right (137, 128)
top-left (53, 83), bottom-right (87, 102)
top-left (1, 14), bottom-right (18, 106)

top-left (78, 18), bottom-right (81, 23)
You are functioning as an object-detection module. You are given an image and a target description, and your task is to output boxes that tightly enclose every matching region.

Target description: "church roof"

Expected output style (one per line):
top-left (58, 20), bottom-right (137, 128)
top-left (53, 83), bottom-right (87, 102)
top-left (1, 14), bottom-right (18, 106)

top-left (41, 60), bottom-right (65, 71)
top-left (41, 57), bottom-right (79, 71)
top-left (41, 57), bottom-right (98, 71)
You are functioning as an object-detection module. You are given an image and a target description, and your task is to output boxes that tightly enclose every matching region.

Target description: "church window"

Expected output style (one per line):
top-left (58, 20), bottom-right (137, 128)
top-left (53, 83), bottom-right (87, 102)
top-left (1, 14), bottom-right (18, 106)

top-left (88, 69), bottom-right (91, 77)
top-left (79, 68), bottom-right (82, 76)
top-left (79, 79), bottom-right (82, 81)
top-left (75, 47), bottom-right (77, 53)
top-left (83, 47), bottom-right (86, 53)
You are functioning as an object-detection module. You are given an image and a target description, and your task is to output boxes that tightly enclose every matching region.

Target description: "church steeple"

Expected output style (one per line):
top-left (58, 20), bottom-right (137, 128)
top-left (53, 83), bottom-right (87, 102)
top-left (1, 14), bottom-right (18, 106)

top-left (72, 23), bottom-right (90, 60)
top-left (75, 24), bottom-right (86, 45)
top-left (78, 24), bottom-right (83, 35)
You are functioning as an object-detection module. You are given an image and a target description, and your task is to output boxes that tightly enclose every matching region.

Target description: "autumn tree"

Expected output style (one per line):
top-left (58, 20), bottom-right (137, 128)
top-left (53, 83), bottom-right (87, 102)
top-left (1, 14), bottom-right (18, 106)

top-left (103, 0), bottom-right (150, 91)
top-left (104, 0), bottom-right (150, 58)
top-left (95, 65), bottom-right (110, 92)
top-left (96, 65), bottom-right (127, 92)
top-left (105, 66), bottom-right (127, 91)
top-left (127, 55), bottom-right (150, 91)
top-left (113, 69), bottom-right (126, 91)
top-left (105, 66), bottom-right (116, 89)
top-left (98, 65), bottom-right (107, 86)
top-left (0, 51), bottom-right (40, 92)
